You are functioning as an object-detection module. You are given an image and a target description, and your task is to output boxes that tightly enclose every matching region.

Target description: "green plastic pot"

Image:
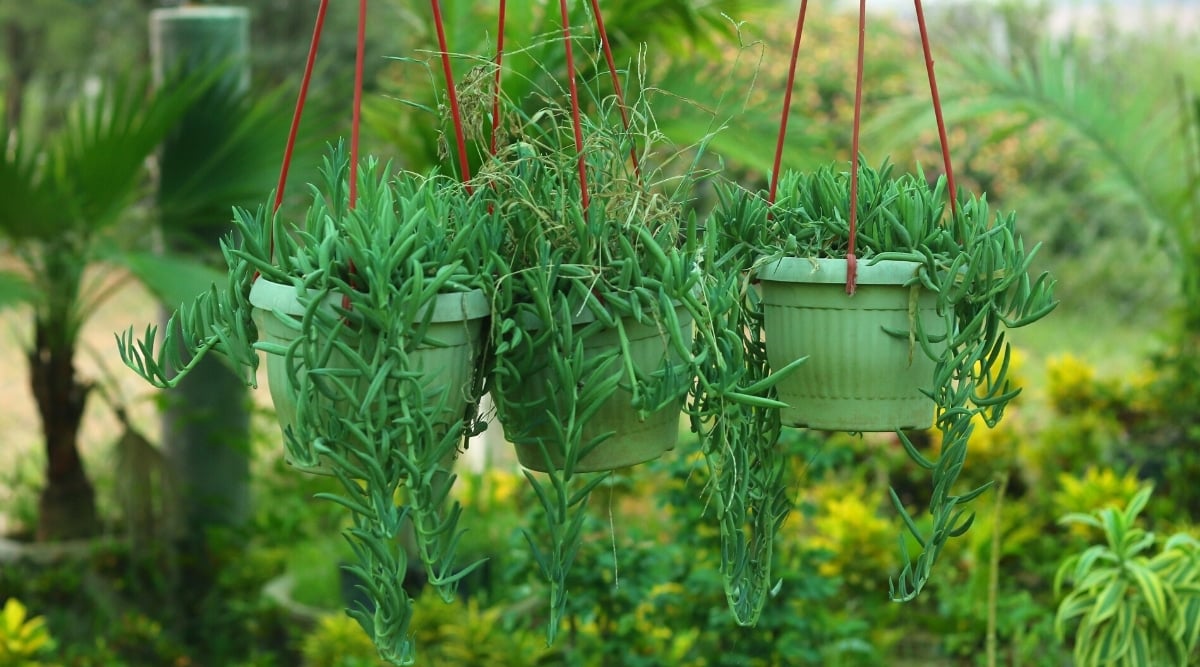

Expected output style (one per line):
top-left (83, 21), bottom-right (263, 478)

top-left (504, 304), bottom-right (692, 473)
top-left (248, 277), bottom-right (490, 473)
top-left (757, 257), bottom-right (945, 431)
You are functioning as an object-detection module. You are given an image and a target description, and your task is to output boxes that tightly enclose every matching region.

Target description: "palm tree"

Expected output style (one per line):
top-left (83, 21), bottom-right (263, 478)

top-left (0, 70), bottom-right (294, 540)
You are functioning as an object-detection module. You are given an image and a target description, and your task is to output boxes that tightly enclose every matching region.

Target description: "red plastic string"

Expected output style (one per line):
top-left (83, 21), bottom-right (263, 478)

top-left (558, 0), bottom-right (590, 212)
top-left (489, 0), bottom-right (507, 156)
top-left (272, 0), bottom-right (328, 214)
top-left (913, 0), bottom-right (958, 215)
top-left (588, 0), bottom-right (640, 177)
top-left (349, 0), bottom-right (367, 208)
top-left (845, 0), bottom-right (868, 295)
top-left (344, 0), bottom-right (369, 310)
top-left (431, 0), bottom-right (472, 184)
top-left (768, 0), bottom-right (810, 206)
top-left (267, 0), bottom-right (330, 268)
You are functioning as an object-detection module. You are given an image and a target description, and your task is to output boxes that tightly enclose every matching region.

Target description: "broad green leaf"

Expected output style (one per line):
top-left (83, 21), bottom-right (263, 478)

top-left (1149, 549), bottom-right (1186, 578)
top-left (1125, 560), bottom-right (1172, 632)
top-left (1092, 602), bottom-right (1134, 663)
top-left (1088, 577), bottom-right (1127, 626)
top-left (1123, 486), bottom-right (1154, 526)
top-left (1074, 618), bottom-right (1101, 667)
top-left (1126, 626), bottom-right (1152, 667)
top-left (1056, 589), bottom-right (1095, 639)
top-left (1101, 507), bottom-right (1128, 554)
top-left (0, 269), bottom-right (34, 311)
top-left (1165, 633), bottom-right (1189, 667)
top-left (1163, 533), bottom-right (1200, 553)
top-left (1060, 511), bottom-right (1104, 530)
top-left (1182, 594), bottom-right (1200, 652)
top-left (1125, 529), bottom-right (1156, 559)
top-left (1062, 545), bottom-right (1118, 593)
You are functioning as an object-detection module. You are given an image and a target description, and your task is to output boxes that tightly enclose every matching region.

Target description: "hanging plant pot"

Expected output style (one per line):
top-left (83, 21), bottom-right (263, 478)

top-left (249, 277), bottom-right (490, 473)
top-left (503, 304), bottom-right (693, 473)
top-left (757, 257), bottom-right (945, 431)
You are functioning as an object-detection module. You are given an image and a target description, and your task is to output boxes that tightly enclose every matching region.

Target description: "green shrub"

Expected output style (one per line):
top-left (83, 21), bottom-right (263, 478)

top-left (0, 598), bottom-right (55, 664)
top-left (1055, 487), bottom-right (1200, 666)
top-left (300, 614), bottom-right (384, 667)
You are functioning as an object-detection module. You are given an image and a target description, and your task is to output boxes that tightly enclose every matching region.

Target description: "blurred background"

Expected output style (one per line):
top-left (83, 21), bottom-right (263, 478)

top-left (1, 0), bottom-right (1198, 664)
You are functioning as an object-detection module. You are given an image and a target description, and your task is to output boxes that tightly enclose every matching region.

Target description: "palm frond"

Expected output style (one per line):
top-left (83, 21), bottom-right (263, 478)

top-left (871, 39), bottom-right (1189, 243)
top-left (53, 72), bottom-right (208, 234)
top-left (0, 269), bottom-right (35, 312)
top-left (0, 115), bottom-right (61, 240)
top-left (157, 78), bottom-right (316, 230)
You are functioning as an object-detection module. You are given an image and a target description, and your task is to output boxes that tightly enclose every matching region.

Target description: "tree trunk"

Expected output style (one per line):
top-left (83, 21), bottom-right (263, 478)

top-left (30, 320), bottom-right (98, 541)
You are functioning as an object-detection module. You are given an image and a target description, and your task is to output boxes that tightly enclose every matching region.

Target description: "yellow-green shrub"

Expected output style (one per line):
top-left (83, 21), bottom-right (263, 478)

top-left (300, 614), bottom-right (382, 667)
top-left (806, 483), bottom-right (896, 593)
top-left (1052, 467), bottom-right (1145, 538)
top-left (0, 598), bottom-right (55, 665)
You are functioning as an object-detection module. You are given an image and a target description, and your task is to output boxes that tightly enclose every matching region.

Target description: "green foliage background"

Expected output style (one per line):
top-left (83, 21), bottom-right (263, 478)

top-left (2, 0), bottom-right (1200, 665)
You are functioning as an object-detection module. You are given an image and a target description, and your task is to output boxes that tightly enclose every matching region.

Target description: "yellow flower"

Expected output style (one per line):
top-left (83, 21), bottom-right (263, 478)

top-left (1122, 366), bottom-right (1162, 414)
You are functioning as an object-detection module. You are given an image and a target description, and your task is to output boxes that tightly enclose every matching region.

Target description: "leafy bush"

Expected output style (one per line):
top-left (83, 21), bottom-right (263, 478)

top-left (1052, 468), bottom-right (1145, 538)
top-left (1055, 487), bottom-right (1200, 666)
top-left (0, 598), bottom-right (55, 664)
top-left (300, 614), bottom-right (383, 667)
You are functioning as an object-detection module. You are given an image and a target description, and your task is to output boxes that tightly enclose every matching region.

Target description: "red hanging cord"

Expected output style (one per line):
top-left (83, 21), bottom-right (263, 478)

top-left (845, 0), bottom-right (868, 295)
top-left (266, 0), bottom-right (330, 270)
top-left (490, 0), bottom-right (507, 156)
top-left (588, 0), bottom-right (640, 176)
top-left (273, 0), bottom-right (329, 214)
top-left (768, 0), bottom-right (810, 206)
top-left (431, 0), bottom-right (473, 184)
top-left (913, 0), bottom-right (958, 215)
top-left (349, 0), bottom-right (368, 207)
top-left (558, 0), bottom-right (590, 212)
top-left (343, 0), bottom-right (369, 310)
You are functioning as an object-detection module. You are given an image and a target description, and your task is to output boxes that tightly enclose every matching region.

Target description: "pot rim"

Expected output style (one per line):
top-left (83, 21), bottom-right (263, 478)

top-left (248, 277), bottom-right (490, 322)
top-left (757, 257), bottom-right (922, 286)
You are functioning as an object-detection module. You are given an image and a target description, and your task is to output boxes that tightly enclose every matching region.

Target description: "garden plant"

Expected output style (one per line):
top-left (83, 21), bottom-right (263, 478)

top-left (24, 1), bottom-right (1200, 665)
top-left (119, 142), bottom-right (498, 663)
top-left (1055, 486), bottom-right (1200, 666)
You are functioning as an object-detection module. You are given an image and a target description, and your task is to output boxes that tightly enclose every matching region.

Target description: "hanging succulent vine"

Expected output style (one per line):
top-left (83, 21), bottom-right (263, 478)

top-left (473, 90), bottom-right (703, 643)
top-left (714, 159), bottom-right (1057, 603)
top-left (119, 144), bottom-right (497, 665)
top-left (682, 223), bottom-right (804, 626)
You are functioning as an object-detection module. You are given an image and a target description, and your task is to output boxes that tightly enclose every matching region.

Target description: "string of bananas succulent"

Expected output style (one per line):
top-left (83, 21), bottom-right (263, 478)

top-left (119, 143), bottom-right (496, 665)
top-left (472, 90), bottom-right (703, 643)
top-left (713, 158), bottom-right (1057, 602)
top-left (683, 227), bottom-right (804, 626)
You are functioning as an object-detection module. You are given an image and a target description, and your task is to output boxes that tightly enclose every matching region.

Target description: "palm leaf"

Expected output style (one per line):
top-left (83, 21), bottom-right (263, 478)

top-left (871, 38), bottom-right (1189, 248)
top-left (0, 115), bottom-right (61, 241)
top-left (52, 73), bottom-right (208, 235)
top-left (117, 251), bottom-right (224, 311)
top-left (0, 269), bottom-right (34, 311)
top-left (157, 77), bottom-right (312, 230)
